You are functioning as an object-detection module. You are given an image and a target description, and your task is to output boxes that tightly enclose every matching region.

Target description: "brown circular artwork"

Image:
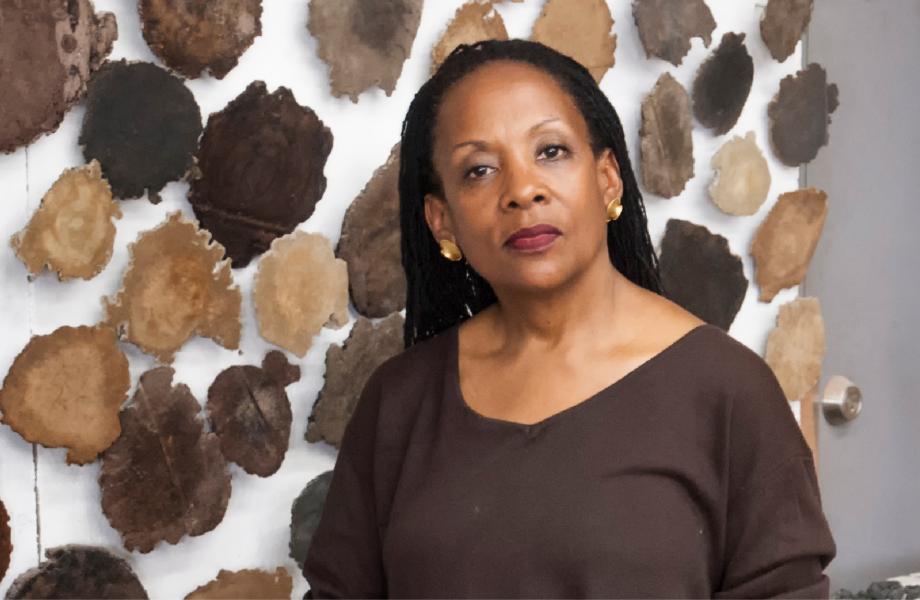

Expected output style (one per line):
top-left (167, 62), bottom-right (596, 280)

top-left (139, 0), bottom-right (263, 79)
top-left (187, 81), bottom-right (333, 267)
top-left (101, 211), bottom-right (242, 364)
top-left (9, 160), bottom-right (121, 281)
top-left (0, 0), bottom-right (116, 154)
top-left (100, 367), bottom-right (231, 553)
top-left (0, 325), bottom-right (131, 465)
top-left (206, 351), bottom-right (301, 477)
top-left (336, 143), bottom-right (406, 318)
top-left (6, 545), bottom-right (147, 599)
top-left (78, 60), bottom-right (202, 200)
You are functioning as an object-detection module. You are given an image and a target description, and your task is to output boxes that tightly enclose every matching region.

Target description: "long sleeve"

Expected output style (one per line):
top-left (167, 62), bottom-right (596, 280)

top-left (713, 350), bottom-right (837, 598)
top-left (302, 367), bottom-right (387, 599)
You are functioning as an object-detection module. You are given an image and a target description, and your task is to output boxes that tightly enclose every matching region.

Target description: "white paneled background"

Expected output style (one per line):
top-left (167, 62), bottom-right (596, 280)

top-left (0, 0), bottom-right (805, 596)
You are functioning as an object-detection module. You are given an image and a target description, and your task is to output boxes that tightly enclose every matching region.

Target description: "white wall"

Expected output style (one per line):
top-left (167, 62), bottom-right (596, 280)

top-left (0, 0), bottom-right (803, 596)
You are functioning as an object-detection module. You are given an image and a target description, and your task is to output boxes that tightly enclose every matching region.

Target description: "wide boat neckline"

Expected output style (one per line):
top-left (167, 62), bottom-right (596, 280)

top-left (448, 322), bottom-right (717, 433)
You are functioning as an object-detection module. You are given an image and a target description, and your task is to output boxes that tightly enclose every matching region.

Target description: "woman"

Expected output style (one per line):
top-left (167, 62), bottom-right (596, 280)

top-left (303, 39), bottom-right (836, 598)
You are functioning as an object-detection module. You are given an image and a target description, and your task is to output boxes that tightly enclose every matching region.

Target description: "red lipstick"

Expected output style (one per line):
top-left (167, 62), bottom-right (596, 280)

top-left (504, 223), bottom-right (561, 252)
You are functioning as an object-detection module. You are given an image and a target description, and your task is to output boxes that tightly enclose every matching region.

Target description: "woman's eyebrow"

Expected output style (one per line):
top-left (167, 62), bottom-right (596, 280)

top-left (450, 117), bottom-right (564, 153)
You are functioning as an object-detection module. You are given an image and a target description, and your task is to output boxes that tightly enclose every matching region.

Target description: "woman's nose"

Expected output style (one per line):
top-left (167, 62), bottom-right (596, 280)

top-left (500, 158), bottom-right (548, 210)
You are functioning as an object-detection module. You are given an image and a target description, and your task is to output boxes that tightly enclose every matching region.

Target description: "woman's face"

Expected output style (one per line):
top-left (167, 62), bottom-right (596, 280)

top-left (424, 60), bottom-right (623, 295)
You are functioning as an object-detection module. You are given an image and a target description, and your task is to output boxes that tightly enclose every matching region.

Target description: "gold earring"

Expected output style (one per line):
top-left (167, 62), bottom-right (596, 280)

top-left (439, 239), bottom-right (463, 261)
top-left (606, 193), bottom-right (623, 222)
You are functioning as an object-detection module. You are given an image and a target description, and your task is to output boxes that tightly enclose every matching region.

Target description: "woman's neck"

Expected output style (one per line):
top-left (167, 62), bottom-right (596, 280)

top-left (486, 252), bottom-right (635, 351)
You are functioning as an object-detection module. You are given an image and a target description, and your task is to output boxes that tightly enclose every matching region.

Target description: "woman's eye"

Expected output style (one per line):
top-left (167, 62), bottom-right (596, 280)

top-left (465, 165), bottom-right (493, 179)
top-left (463, 146), bottom-right (566, 180)
top-left (539, 144), bottom-right (569, 160)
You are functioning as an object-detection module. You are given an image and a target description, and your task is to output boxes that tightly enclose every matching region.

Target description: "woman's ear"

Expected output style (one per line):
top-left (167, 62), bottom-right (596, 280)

top-left (596, 148), bottom-right (623, 205)
top-left (424, 192), bottom-right (454, 242)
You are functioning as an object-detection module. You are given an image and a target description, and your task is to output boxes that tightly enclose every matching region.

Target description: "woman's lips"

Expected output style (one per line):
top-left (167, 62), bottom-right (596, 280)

top-left (505, 232), bottom-right (560, 251)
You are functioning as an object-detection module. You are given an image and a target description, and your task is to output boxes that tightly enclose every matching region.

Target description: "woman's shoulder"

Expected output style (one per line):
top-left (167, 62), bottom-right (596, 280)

top-left (664, 321), bottom-right (815, 499)
top-left (689, 323), bottom-right (813, 464)
top-left (655, 318), bottom-right (800, 428)
top-left (632, 291), bottom-right (776, 392)
top-left (686, 322), bottom-right (781, 384)
top-left (690, 323), bottom-right (790, 406)
top-left (684, 323), bottom-right (796, 413)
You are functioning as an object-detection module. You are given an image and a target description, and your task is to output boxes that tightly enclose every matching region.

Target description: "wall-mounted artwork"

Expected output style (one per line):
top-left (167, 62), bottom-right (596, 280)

top-left (5, 546), bottom-right (147, 600)
top-left (632, 0), bottom-right (716, 66)
top-left (760, 0), bottom-right (813, 63)
top-left (253, 231), bottom-right (349, 357)
top-left (0, 0), bottom-right (116, 154)
top-left (307, 0), bottom-right (425, 102)
top-left (100, 367), bottom-right (231, 553)
top-left (206, 351), bottom-right (301, 477)
top-left (187, 81), bottom-right (333, 267)
top-left (78, 60), bottom-right (202, 201)
top-left (139, 0), bottom-right (264, 79)
top-left (768, 63), bottom-right (839, 167)
top-left (102, 211), bottom-right (242, 364)
top-left (640, 73), bottom-right (694, 198)
top-left (185, 568), bottom-right (292, 599)
top-left (692, 32), bottom-right (754, 135)
top-left (0, 1), bottom-right (838, 596)
top-left (9, 160), bottom-right (121, 281)
top-left (289, 471), bottom-right (334, 571)
top-left (306, 313), bottom-right (405, 448)
top-left (337, 143), bottom-right (406, 318)
top-left (751, 188), bottom-right (828, 302)
top-left (658, 219), bottom-right (748, 330)
top-left (0, 325), bottom-right (130, 465)
top-left (764, 296), bottom-right (826, 401)
top-left (708, 131), bottom-right (771, 216)
top-left (530, 0), bottom-right (616, 82)
top-left (431, 1), bottom-right (508, 74)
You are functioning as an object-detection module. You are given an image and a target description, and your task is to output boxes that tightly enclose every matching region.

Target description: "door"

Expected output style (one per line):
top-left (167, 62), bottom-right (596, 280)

top-left (804, 0), bottom-right (920, 591)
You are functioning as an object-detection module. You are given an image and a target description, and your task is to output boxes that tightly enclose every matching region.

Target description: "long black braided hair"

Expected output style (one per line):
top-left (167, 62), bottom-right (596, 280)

top-left (399, 38), bottom-right (663, 348)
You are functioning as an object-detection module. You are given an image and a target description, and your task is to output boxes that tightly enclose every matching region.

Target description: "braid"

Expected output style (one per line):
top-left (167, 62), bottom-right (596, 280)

top-left (399, 39), bottom-right (663, 348)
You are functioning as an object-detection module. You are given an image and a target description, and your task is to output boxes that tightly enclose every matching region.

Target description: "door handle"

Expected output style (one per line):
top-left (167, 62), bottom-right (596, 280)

top-left (821, 375), bottom-right (862, 425)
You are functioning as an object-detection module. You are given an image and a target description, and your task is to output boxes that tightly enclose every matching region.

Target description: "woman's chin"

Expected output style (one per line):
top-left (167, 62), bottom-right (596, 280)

top-left (495, 267), bottom-right (572, 294)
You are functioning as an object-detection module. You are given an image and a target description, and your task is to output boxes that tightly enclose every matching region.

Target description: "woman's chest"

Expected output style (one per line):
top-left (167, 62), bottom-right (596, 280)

top-left (380, 423), bottom-right (723, 598)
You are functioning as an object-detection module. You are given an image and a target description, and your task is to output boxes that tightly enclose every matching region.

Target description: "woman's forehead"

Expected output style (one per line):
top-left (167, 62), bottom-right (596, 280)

top-left (434, 61), bottom-right (584, 141)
